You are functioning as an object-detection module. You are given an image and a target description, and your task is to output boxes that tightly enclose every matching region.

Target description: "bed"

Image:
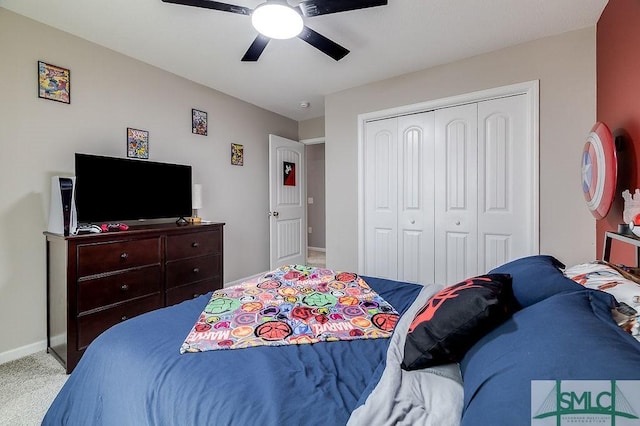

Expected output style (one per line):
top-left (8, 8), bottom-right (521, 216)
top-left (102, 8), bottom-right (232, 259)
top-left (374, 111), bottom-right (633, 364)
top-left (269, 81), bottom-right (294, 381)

top-left (43, 256), bottom-right (640, 425)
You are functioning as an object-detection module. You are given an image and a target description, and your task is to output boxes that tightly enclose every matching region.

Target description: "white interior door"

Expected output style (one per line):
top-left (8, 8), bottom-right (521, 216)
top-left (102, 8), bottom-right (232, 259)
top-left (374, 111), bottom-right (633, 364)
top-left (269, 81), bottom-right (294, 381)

top-left (269, 134), bottom-right (306, 269)
top-left (434, 103), bottom-right (479, 285)
top-left (363, 113), bottom-right (435, 284)
top-left (360, 82), bottom-right (539, 286)
top-left (363, 118), bottom-right (399, 279)
top-left (397, 112), bottom-right (435, 284)
top-left (477, 94), bottom-right (533, 271)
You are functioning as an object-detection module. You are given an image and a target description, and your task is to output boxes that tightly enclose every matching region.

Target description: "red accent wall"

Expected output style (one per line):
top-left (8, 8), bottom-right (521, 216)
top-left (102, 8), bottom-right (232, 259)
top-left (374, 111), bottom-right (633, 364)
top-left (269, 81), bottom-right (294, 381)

top-left (596, 0), bottom-right (640, 264)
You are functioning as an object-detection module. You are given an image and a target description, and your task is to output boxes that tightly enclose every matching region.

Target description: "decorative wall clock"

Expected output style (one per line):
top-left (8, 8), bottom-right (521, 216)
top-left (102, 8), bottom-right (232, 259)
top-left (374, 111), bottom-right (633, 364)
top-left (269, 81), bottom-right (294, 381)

top-left (581, 121), bottom-right (616, 219)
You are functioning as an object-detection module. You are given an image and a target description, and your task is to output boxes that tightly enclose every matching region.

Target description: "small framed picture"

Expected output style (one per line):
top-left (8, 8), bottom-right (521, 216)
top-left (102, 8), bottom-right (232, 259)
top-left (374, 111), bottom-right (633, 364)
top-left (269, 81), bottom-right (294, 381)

top-left (231, 143), bottom-right (244, 166)
top-left (127, 128), bottom-right (149, 159)
top-left (38, 61), bottom-right (70, 104)
top-left (283, 161), bottom-right (296, 186)
top-left (192, 109), bottom-right (207, 136)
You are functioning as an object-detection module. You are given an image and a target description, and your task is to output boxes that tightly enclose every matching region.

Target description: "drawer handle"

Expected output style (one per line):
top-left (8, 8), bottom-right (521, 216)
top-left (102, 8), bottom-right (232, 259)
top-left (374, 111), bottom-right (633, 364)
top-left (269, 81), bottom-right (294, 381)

top-left (193, 267), bottom-right (200, 274)
top-left (192, 293), bottom-right (201, 298)
top-left (121, 315), bottom-right (128, 321)
top-left (120, 284), bottom-right (129, 291)
top-left (192, 242), bottom-right (200, 248)
top-left (120, 252), bottom-right (128, 259)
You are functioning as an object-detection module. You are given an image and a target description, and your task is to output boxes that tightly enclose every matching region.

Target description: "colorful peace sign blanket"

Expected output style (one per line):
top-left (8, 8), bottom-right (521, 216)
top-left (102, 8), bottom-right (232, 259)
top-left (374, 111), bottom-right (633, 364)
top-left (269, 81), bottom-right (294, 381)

top-left (180, 265), bottom-right (400, 353)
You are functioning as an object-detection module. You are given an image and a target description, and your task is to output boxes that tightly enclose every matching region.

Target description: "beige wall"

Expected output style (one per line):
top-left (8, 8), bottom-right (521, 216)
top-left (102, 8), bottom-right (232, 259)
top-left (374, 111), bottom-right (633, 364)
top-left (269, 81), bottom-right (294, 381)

top-left (298, 117), bottom-right (325, 140)
top-left (0, 9), bottom-right (297, 359)
top-left (325, 27), bottom-right (597, 273)
top-left (299, 117), bottom-right (326, 249)
top-left (306, 143), bottom-right (326, 248)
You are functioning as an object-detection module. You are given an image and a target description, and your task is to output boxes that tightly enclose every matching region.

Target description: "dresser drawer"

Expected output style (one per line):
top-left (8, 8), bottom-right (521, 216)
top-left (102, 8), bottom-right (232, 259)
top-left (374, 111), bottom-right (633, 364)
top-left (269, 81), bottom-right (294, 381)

top-left (166, 229), bottom-right (221, 261)
top-left (77, 266), bottom-right (162, 314)
top-left (166, 254), bottom-right (221, 289)
top-left (77, 238), bottom-right (161, 278)
top-left (165, 278), bottom-right (222, 306)
top-left (77, 294), bottom-right (162, 350)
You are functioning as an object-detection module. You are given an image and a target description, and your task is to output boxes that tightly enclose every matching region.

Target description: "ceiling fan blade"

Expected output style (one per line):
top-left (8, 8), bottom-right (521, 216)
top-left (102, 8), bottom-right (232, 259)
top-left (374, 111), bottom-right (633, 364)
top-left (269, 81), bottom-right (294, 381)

top-left (241, 34), bottom-right (271, 62)
top-left (160, 0), bottom-right (251, 15)
top-left (298, 0), bottom-right (387, 17)
top-left (297, 26), bottom-right (349, 61)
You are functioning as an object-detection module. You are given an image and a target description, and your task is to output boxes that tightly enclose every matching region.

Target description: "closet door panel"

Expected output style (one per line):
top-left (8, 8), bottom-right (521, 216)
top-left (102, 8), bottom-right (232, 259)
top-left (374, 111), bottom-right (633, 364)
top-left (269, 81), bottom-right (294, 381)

top-left (397, 112), bottom-right (435, 284)
top-left (478, 94), bottom-right (533, 272)
top-left (434, 104), bottom-right (478, 285)
top-left (445, 232), bottom-right (471, 284)
top-left (363, 118), bottom-right (398, 280)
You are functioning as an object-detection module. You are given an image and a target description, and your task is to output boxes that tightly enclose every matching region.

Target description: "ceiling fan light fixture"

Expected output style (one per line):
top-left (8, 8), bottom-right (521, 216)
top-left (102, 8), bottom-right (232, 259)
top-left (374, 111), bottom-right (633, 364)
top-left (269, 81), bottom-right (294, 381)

top-left (251, 2), bottom-right (303, 40)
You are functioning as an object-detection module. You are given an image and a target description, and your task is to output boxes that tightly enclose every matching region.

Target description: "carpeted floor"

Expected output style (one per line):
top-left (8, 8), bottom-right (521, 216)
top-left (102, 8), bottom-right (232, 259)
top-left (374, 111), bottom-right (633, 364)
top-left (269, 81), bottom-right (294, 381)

top-left (307, 248), bottom-right (326, 268)
top-left (0, 351), bottom-right (67, 426)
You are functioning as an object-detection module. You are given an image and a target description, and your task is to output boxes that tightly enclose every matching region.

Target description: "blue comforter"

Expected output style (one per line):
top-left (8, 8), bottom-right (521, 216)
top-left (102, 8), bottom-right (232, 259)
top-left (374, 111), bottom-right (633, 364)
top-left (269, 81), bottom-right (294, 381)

top-left (43, 276), bottom-right (422, 426)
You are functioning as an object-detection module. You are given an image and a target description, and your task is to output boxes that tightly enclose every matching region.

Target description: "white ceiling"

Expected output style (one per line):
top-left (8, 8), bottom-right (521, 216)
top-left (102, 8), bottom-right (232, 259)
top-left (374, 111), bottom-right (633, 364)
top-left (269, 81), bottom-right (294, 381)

top-left (1, 0), bottom-right (607, 121)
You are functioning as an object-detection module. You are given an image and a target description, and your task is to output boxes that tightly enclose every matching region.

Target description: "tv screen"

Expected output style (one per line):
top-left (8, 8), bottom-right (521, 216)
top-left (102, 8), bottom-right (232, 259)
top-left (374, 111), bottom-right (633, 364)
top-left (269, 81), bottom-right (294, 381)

top-left (74, 153), bottom-right (192, 224)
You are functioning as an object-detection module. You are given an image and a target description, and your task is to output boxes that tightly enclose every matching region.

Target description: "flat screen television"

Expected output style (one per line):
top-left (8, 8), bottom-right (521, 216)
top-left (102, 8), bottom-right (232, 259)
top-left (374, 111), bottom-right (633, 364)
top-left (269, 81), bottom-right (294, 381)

top-left (74, 153), bottom-right (192, 224)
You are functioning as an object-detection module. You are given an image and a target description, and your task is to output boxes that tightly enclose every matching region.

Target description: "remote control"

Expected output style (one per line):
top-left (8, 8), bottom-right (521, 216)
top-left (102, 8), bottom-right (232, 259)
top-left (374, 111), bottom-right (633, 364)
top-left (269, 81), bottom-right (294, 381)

top-left (100, 223), bottom-right (129, 232)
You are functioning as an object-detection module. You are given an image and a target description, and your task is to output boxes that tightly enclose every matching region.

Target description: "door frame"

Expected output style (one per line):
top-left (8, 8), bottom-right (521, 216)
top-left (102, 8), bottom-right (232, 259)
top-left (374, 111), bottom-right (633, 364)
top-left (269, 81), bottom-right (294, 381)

top-left (300, 137), bottom-right (326, 256)
top-left (356, 80), bottom-right (540, 273)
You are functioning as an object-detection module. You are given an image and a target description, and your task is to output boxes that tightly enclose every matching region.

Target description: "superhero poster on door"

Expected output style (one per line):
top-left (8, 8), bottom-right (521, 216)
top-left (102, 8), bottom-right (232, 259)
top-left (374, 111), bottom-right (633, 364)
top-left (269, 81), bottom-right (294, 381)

top-left (283, 161), bottom-right (296, 186)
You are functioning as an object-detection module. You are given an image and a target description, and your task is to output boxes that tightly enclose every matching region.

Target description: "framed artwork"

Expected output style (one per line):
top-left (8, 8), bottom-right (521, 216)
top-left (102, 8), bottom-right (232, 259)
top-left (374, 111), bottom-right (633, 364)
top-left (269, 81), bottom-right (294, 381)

top-left (231, 143), bottom-right (244, 166)
top-left (283, 161), bottom-right (296, 186)
top-left (38, 61), bottom-right (70, 104)
top-left (192, 109), bottom-right (207, 136)
top-left (127, 128), bottom-right (149, 159)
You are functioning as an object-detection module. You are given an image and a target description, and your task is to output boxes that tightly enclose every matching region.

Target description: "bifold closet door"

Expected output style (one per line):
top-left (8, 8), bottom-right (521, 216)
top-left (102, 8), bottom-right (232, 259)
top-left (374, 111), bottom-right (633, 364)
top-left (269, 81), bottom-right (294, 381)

top-left (363, 112), bottom-right (435, 284)
top-left (477, 94), bottom-right (532, 272)
top-left (396, 112), bottom-right (435, 284)
top-left (363, 93), bottom-right (533, 286)
top-left (433, 95), bottom-right (531, 285)
top-left (434, 103), bottom-right (479, 285)
top-left (363, 117), bottom-right (399, 280)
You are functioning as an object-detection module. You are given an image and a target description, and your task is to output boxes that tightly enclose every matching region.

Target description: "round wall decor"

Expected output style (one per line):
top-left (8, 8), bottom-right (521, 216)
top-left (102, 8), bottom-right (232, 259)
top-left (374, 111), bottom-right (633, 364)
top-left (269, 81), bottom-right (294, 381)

top-left (581, 122), bottom-right (617, 219)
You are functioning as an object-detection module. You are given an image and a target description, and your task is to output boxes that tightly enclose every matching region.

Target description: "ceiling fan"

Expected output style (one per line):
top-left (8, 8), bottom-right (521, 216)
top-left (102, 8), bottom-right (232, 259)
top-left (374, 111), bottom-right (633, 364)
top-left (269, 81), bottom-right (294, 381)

top-left (160, 0), bottom-right (388, 61)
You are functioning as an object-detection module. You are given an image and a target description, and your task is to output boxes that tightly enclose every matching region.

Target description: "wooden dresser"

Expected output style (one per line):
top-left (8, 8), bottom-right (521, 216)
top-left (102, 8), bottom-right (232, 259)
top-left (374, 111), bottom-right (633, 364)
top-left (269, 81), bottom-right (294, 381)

top-left (45, 222), bottom-right (224, 373)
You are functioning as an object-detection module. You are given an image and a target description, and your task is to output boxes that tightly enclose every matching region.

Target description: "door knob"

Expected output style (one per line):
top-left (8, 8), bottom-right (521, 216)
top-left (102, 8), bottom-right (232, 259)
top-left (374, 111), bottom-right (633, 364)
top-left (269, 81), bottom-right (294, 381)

top-left (272, 211), bottom-right (279, 217)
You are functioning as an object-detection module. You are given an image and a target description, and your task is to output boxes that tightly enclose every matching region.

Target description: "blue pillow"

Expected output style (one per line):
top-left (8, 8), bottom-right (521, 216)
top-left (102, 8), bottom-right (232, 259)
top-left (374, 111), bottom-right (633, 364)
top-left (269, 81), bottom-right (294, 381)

top-left (459, 289), bottom-right (640, 426)
top-left (489, 255), bottom-right (583, 307)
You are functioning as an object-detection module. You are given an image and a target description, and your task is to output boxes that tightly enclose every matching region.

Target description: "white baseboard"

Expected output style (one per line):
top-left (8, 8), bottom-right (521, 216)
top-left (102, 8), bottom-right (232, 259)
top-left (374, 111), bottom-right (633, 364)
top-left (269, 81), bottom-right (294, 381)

top-left (224, 271), bottom-right (269, 288)
top-left (308, 247), bottom-right (326, 252)
top-left (0, 340), bottom-right (47, 365)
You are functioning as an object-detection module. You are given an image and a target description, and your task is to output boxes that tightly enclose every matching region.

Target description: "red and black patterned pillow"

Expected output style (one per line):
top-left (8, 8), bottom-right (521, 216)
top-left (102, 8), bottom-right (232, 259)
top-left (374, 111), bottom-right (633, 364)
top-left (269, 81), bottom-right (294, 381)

top-left (401, 274), bottom-right (517, 371)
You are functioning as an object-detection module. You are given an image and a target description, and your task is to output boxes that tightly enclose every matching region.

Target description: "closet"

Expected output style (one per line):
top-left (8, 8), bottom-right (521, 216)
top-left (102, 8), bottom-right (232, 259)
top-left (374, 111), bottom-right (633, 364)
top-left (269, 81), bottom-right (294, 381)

top-left (362, 93), bottom-right (537, 286)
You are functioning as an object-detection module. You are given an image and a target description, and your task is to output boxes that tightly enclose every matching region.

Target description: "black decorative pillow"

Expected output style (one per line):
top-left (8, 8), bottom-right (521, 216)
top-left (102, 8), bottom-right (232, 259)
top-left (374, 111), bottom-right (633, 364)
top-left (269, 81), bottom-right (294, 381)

top-left (401, 274), bottom-right (517, 371)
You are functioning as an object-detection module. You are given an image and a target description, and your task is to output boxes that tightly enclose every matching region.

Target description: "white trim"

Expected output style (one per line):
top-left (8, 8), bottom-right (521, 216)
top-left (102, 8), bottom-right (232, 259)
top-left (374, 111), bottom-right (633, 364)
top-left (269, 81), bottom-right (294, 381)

top-left (0, 340), bottom-right (47, 365)
top-left (308, 246), bottom-right (326, 252)
top-left (300, 137), bottom-right (325, 145)
top-left (357, 80), bottom-right (540, 273)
